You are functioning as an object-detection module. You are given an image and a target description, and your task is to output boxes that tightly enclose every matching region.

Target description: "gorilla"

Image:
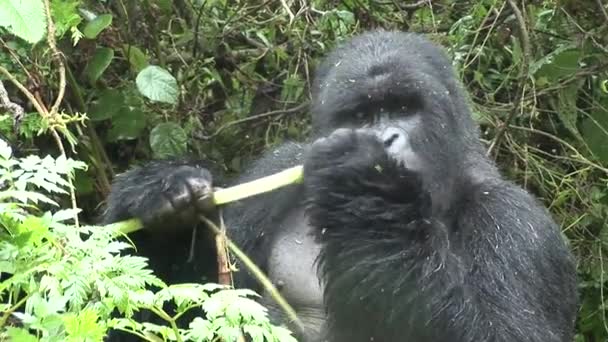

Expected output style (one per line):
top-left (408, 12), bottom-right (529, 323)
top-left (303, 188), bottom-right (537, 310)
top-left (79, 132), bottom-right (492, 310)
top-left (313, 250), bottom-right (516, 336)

top-left (103, 30), bottom-right (578, 342)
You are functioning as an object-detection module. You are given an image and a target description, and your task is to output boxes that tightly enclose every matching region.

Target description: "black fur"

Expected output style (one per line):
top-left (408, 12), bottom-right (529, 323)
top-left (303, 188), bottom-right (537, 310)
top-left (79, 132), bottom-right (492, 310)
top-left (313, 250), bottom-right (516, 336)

top-left (103, 31), bottom-right (578, 342)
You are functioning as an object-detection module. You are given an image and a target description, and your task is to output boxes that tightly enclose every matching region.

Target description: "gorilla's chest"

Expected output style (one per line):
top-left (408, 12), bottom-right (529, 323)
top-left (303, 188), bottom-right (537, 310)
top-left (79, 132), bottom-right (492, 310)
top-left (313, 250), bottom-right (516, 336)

top-left (267, 208), bottom-right (324, 304)
top-left (265, 208), bottom-right (326, 337)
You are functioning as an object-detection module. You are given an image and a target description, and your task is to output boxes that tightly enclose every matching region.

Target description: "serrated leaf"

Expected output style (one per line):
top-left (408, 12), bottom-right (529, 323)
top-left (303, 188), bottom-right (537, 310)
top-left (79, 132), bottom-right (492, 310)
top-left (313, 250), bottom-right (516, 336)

top-left (149, 122), bottom-right (188, 159)
top-left (187, 317), bottom-right (214, 341)
top-left (136, 65), bottom-right (179, 104)
top-left (83, 13), bottom-right (112, 39)
top-left (89, 89), bottom-right (124, 121)
top-left (84, 47), bottom-right (114, 84)
top-left (0, 0), bottom-right (46, 44)
top-left (63, 308), bottom-right (106, 341)
top-left (50, 0), bottom-right (82, 38)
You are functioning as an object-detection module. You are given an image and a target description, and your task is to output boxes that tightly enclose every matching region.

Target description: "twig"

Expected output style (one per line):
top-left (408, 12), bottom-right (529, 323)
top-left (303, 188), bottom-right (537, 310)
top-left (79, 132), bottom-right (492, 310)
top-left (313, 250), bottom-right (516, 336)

top-left (279, 0), bottom-right (295, 24)
top-left (43, 0), bottom-right (66, 116)
top-left (192, 0), bottom-right (208, 59)
top-left (373, 0), bottom-right (430, 10)
top-left (596, 0), bottom-right (608, 25)
top-left (509, 125), bottom-right (608, 175)
top-left (561, 8), bottom-right (608, 55)
top-left (194, 101), bottom-right (308, 140)
top-left (42, 0), bottom-right (79, 227)
top-left (487, 0), bottom-right (531, 156)
top-left (214, 211), bottom-right (234, 286)
top-left (199, 215), bottom-right (305, 332)
top-left (0, 67), bottom-right (48, 116)
top-left (209, 212), bottom-right (245, 342)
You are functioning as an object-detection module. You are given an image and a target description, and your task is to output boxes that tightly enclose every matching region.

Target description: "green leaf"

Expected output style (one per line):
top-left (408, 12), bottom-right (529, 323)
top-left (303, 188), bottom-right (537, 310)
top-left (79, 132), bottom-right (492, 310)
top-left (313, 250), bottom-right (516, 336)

top-left (136, 65), bottom-right (179, 104)
top-left (581, 97), bottom-right (608, 163)
top-left (551, 79), bottom-right (584, 141)
top-left (530, 46), bottom-right (581, 83)
top-left (149, 122), bottom-right (188, 159)
top-left (123, 45), bottom-right (149, 72)
top-left (63, 308), bottom-right (106, 342)
top-left (6, 327), bottom-right (38, 342)
top-left (0, 138), bottom-right (12, 159)
top-left (89, 89), bottom-right (124, 121)
top-left (82, 13), bottom-right (112, 39)
top-left (107, 108), bottom-right (147, 141)
top-left (84, 47), bottom-right (114, 84)
top-left (50, 0), bottom-right (82, 38)
top-left (187, 317), bottom-right (214, 341)
top-left (0, 0), bottom-right (47, 43)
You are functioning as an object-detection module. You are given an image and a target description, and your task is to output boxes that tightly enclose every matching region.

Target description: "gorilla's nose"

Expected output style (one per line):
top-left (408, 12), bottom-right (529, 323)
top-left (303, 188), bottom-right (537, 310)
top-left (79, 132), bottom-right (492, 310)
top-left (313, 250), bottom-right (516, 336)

top-left (381, 127), bottom-right (405, 148)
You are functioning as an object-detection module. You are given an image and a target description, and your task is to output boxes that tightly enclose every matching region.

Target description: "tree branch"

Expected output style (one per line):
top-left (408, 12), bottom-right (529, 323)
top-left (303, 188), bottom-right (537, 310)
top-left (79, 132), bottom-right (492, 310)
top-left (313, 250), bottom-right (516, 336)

top-left (487, 0), bottom-right (531, 156)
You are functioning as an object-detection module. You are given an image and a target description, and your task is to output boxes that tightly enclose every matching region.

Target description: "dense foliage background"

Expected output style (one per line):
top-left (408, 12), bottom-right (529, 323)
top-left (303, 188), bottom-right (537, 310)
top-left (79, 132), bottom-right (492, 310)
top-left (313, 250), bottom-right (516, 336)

top-left (1, 0), bottom-right (607, 341)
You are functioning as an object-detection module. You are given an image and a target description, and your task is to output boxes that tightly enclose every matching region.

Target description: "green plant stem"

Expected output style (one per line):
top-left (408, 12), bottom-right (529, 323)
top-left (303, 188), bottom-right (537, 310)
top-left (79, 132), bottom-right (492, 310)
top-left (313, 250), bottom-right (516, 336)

top-left (214, 165), bottom-right (303, 205)
top-left (150, 307), bottom-right (183, 342)
top-left (113, 327), bottom-right (156, 342)
top-left (0, 293), bottom-right (31, 327)
top-left (65, 67), bottom-right (113, 196)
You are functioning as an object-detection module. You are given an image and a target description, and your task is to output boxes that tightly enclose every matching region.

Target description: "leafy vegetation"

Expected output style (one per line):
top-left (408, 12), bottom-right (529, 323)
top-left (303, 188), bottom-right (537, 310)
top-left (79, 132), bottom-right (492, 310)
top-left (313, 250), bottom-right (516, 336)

top-left (0, 0), bottom-right (607, 341)
top-left (0, 137), bottom-right (296, 341)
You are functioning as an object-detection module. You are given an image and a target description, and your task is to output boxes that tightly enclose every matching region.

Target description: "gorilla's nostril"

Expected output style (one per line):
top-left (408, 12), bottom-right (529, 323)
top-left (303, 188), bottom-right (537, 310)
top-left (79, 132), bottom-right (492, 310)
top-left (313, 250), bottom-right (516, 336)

top-left (384, 133), bottom-right (400, 147)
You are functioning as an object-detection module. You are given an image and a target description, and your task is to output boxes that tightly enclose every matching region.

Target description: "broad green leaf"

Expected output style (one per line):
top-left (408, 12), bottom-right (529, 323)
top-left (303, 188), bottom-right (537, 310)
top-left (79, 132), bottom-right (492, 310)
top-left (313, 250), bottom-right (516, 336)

top-left (89, 89), bottom-right (124, 121)
top-left (84, 47), bottom-right (114, 84)
top-left (123, 44), bottom-right (149, 72)
top-left (83, 13), bottom-right (112, 39)
top-left (6, 327), bottom-right (38, 342)
top-left (581, 97), bottom-right (608, 163)
top-left (136, 65), bottom-right (179, 104)
top-left (0, 0), bottom-right (46, 43)
top-left (149, 122), bottom-right (188, 159)
top-left (74, 168), bottom-right (95, 195)
top-left (107, 108), bottom-right (147, 141)
top-left (550, 79), bottom-right (584, 141)
top-left (154, 0), bottom-right (173, 13)
top-left (530, 46), bottom-right (581, 83)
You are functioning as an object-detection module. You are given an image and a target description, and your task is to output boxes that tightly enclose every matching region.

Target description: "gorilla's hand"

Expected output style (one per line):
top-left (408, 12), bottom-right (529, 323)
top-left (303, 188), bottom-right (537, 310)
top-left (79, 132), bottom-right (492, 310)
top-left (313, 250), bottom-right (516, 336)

top-left (304, 128), bottom-right (387, 176)
top-left (104, 161), bottom-right (215, 231)
top-left (303, 128), bottom-right (427, 229)
top-left (148, 165), bottom-right (215, 226)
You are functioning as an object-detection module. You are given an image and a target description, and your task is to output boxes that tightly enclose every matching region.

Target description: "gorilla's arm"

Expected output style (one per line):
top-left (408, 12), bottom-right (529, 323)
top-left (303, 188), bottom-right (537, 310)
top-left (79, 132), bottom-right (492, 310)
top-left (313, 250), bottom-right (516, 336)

top-left (102, 141), bottom-right (306, 287)
top-left (102, 159), bottom-right (214, 228)
top-left (304, 131), bottom-right (576, 342)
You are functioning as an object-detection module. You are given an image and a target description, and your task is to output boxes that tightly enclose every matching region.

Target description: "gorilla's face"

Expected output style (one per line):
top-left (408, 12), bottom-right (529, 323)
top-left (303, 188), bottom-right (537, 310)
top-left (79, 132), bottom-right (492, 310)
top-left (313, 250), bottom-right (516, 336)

top-left (343, 110), bottom-right (425, 173)
top-left (311, 41), bottom-right (466, 210)
top-left (315, 79), bottom-right (461, 177)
